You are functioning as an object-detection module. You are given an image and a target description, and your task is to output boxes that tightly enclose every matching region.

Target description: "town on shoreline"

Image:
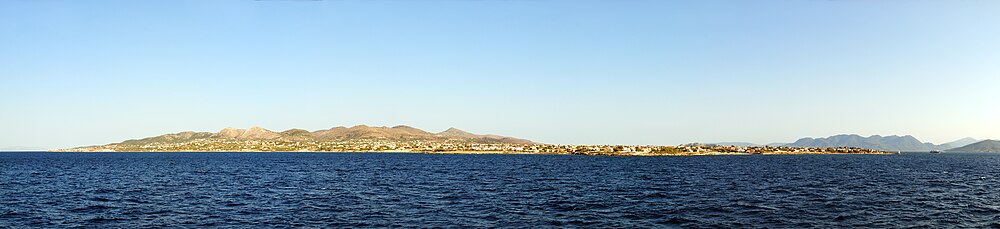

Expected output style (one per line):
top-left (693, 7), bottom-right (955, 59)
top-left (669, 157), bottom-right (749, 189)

top-left (52, 126), bottom-right (899, 156)
top-left (58, 140), bottom-right (895, 156)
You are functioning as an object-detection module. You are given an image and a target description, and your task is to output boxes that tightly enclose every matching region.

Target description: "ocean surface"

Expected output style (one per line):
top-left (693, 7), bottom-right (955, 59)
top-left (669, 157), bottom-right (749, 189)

top-left (2, 152), bottom-right (999, 228)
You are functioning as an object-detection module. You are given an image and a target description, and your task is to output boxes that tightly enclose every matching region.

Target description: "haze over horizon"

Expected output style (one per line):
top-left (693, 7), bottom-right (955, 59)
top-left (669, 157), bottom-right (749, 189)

top-left (2, 1), bottom-right (999, 150)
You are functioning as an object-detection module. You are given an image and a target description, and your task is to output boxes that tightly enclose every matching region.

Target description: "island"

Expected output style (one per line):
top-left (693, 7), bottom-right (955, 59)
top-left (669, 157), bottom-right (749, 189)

top-left (946, 140), bottom-right (1000, 153)
top-left (57, 125), bottom-right (896, 156)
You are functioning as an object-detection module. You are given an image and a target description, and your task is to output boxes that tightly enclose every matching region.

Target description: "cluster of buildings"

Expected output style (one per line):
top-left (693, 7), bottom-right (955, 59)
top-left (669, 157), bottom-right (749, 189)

top-left (65, 139), bottom-right (894, 156)
top-left (669, 144), bottom-right (893, 155)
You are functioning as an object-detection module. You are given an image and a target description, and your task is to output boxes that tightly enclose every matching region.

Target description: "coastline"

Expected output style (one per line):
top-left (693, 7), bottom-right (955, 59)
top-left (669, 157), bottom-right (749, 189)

top-left (48, 149), bottom-right (898, 156)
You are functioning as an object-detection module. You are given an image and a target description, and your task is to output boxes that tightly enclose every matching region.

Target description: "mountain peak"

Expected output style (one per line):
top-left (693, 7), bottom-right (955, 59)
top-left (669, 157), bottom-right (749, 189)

top-left (438, 127), bottom-right (473, 137)
top-left (216, 127), bottom-right (246, 138)
top-left (214, 126), bottom-right (279, 140)
top-left (244, 126), bottom-right (272, 133)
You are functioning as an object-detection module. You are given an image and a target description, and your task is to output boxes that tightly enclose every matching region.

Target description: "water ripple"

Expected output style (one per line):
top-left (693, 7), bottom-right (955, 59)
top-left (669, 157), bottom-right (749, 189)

top-left (2, 152), bottom-right (1000, 227)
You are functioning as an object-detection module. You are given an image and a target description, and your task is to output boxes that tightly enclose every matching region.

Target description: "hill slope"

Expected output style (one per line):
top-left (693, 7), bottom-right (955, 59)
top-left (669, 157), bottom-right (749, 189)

top-left (784, 134), bottom-right (947, 152)
top-left (79, 125), bottom-right (536, 152)
top-left (120, 131), bottom-right (214, 145)
top-left (946, 140), bottom-right (1000, 152)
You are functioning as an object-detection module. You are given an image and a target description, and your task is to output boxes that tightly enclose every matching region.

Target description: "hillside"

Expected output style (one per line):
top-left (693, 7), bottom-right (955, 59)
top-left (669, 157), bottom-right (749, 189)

top-left (128, 125), bottom-right (535, 144)
top-left (120, 131), bottom-right (214, 145)
top-left (784, 134), bottom-right (947, 152)
top-left (67, 125), bottom-right (536, 152)
top-left (946, 140), bottom-right (1000, 152)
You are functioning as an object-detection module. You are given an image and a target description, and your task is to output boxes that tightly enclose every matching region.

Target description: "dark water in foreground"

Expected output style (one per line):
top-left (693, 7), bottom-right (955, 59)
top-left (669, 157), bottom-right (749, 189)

top-left (2, 152), bottom-right (1000, 228)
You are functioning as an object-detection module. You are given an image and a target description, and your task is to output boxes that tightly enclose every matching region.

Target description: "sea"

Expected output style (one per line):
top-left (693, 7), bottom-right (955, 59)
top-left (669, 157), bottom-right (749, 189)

top-left (1, 152), bottom-right (999, 228)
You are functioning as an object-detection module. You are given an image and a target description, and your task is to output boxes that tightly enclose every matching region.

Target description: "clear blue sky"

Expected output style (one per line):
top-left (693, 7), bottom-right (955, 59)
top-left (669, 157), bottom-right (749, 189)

top-left (2, 0), bottom-right (998, 149)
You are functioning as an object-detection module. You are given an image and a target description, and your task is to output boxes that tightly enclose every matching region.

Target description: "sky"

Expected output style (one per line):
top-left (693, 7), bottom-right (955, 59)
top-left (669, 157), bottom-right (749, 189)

top-left (1, 0), bottom-right (999, 149)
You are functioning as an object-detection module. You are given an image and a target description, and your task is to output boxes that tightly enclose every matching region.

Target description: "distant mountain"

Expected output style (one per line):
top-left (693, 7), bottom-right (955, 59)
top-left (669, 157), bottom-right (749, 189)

top-left (434, 127), bottom-right (534, 144)
top-left (766, 143), bottom-right (789, 147)
top-left (436, 127), bottom-right (478, 138)
top-left (947, 140), bottom-right (1000, 152)
top-left (784, 134), bottom-right (948, 152)
top-left (110, 125), bottom-right (535, 147)
top-left (710, 142), bottom-right (760, 147)
top-left (942, 137), bottom-right (978, 149)
top-left (215, 126), bottom-right (281, 140)
top-left (312, 125), bottom-right (433, 141)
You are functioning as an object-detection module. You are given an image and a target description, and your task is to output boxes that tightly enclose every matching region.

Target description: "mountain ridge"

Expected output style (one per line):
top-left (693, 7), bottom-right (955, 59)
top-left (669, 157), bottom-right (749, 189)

top-left (784, 134), bottom-right (957, 152)
top-left (113, 125), bottom-right (535, 147)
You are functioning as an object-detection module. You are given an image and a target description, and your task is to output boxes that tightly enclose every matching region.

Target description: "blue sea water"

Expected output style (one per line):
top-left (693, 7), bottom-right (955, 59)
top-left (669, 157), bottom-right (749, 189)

top-left (1, 152), bottom-right (999, 228)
